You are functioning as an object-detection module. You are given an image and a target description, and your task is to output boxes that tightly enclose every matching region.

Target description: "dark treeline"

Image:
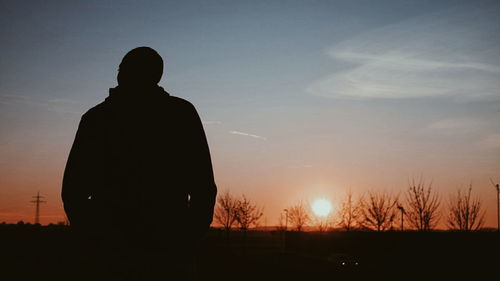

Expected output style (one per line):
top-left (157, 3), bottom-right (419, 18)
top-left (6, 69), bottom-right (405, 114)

top-left (1, 224), bottom-right (498, 281)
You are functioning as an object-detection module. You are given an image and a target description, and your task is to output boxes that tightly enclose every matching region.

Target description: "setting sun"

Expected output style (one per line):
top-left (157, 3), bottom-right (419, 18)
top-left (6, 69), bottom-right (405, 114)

top-left (311, 199), bottom-right (332, 217)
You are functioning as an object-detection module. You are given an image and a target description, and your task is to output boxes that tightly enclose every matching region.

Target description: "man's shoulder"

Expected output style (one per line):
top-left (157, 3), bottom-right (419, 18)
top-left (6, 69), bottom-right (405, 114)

top-left (169, 95), bottom-right (195, 110)
top-left (81, 101), bottom-right (108, 121)
top-left (81, 95), bottom-right (197, 119)
top-left (168, 96), bottom-right (199, 117)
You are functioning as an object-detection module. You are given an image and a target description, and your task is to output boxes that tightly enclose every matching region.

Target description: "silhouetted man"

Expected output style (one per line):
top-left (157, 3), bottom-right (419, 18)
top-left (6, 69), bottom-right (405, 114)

top-left (62, 47), bottom-right (217, 280)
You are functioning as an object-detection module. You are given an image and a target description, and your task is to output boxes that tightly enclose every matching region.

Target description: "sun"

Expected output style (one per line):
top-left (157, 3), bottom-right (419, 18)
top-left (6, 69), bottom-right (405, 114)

top-left (312, 199), bottom-right (332, 217)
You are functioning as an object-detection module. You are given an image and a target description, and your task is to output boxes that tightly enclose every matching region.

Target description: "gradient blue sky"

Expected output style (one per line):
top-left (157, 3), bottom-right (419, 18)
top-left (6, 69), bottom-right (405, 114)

top-left (1, 0), bottom-right (499, 227)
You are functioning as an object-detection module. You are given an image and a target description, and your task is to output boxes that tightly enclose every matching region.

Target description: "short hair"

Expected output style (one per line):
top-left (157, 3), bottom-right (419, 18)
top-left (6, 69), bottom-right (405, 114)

top-left (118, 47), bottom-right (163, 86)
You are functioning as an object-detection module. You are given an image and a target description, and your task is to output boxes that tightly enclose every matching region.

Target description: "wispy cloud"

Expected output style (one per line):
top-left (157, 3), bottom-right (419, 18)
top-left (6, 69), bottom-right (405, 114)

top-left (202, 120), bottom-right (222, 125)
top-left (428, 118), bottom-right (483, 130)
top-left (289, 164), bottom-right (313, 169)
top-left (230, 130), bottom-right (267, 140)
top-left (478, 133), bottom-right (500, 149)
top-left (47, 98), bottom-right (81, 105)
top-left (0, 94), bottom-right (83, 114)
top-left (0, 94), bottom-right (31, 106)
top-left (307, 3), bottom-right (500, 101)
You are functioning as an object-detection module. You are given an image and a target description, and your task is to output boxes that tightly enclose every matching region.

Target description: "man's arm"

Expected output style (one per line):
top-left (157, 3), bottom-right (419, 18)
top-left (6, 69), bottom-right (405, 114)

top-left (184, 103), bottom-right (217, 235)
top-left (61, 115), bottom-right (94, 227)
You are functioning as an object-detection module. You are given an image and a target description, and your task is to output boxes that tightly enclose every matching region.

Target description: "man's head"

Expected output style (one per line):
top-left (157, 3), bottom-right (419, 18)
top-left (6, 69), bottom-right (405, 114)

top-left (117, 47), bottom-right (163, 87)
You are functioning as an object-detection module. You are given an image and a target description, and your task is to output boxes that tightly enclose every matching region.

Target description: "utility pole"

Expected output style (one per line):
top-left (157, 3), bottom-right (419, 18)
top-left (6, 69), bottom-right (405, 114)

top-left (397, 205), bottom-right (405, 231)
top-left (30, 192), bottom-right (46, 225)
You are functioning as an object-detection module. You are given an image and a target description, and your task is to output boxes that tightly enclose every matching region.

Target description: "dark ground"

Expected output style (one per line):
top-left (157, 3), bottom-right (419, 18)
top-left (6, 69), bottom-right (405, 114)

top-left (1, 224), bottom-right (498, 281)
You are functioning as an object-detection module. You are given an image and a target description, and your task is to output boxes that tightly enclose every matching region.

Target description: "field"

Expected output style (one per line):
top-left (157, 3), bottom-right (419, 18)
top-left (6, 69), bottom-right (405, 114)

top-left (1, 224), bottom-right (498, 281)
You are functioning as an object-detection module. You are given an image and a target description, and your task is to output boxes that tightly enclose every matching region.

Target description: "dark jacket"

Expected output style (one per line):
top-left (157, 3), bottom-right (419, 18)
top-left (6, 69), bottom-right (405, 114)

top-left (62, 86), bottom-right (217, 242)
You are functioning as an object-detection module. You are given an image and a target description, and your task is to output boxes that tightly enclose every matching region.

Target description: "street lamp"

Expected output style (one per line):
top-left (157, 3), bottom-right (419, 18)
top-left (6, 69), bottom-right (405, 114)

top-left (281, 208), bottom-right (289, 252)
top-left (283, 208), bottom-right (288, 231)
top-left (397, 205), bottom-right (405, 231)
top-left (491, 179), bottom-right (500, 231)
top-left (496, 184), bottom-right (500, 231)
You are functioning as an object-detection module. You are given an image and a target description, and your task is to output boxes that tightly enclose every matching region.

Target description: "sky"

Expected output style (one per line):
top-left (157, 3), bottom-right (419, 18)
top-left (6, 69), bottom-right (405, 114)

top-left (0, 0), bottom-right (499, 228)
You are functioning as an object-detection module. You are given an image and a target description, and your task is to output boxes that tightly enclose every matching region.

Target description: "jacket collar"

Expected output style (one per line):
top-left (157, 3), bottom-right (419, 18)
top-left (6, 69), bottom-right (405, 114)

top-left (107, 85), bottom-right (170, 101)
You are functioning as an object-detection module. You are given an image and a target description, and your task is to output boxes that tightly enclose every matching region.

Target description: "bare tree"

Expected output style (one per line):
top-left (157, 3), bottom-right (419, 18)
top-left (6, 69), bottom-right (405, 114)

top-left (314, 214), bottom-right (334, 232)
top-left (447, 186), bottom-right (485, 231)
top-left (405, 178), bottom-right (441, 231)
top-left (214, 190), bottom-right (238, 233)
top-left (358, 191), bottom-right (398, 231)
top-left (337, 190), bottom-right (360, 231)
top-left (234, 195), bottom-right (263, 231)
top-left (287, 201), bottom-right (310, 231)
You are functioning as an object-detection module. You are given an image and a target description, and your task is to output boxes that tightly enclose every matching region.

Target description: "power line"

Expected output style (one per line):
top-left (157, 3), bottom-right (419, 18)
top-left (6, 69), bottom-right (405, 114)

top-left (30, 191), bottom-right (46, 225)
